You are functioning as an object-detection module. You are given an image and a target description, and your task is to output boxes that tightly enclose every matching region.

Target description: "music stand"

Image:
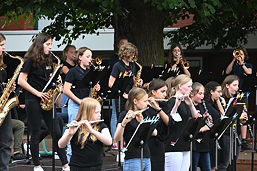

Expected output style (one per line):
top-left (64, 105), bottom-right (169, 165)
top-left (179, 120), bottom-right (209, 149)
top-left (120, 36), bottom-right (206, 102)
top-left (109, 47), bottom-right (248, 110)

top-left (171, 117), bottom-right (206, 171)
top-left (122, 116), bottom-right (159, 171)
top-left (41, 64), bottom-right (63, 171)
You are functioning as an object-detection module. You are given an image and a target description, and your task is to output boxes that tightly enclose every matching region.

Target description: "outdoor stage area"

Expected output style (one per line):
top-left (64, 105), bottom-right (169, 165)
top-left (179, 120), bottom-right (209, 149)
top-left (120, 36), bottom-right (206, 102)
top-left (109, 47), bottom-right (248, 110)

top-left (9, 136), bottom-right (257, 171)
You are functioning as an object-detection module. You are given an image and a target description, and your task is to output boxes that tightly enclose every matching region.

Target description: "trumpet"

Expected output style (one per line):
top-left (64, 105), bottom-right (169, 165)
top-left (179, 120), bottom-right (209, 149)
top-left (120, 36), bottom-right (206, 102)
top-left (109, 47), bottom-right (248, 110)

top-left (177, 54), bottom-right (190, 69)
top-left (90, 56), bottom-right (104, 71)
top-left (233, 50), bottom-right (241, 60)
top-left (125, 107), bottom-right (149, 119)
top-left (66, 119), bottom-right (104, 128)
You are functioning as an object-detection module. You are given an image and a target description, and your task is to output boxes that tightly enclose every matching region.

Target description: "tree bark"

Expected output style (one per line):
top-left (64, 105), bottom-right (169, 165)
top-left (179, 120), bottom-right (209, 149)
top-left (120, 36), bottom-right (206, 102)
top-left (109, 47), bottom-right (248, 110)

top-left (114, 0), bottom-right (165, 66)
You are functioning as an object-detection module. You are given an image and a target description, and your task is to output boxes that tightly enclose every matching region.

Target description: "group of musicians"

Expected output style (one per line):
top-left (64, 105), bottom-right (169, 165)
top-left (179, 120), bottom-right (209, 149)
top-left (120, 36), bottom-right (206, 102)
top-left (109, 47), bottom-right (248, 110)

top-left (0, 32), bottom-right (254, 171)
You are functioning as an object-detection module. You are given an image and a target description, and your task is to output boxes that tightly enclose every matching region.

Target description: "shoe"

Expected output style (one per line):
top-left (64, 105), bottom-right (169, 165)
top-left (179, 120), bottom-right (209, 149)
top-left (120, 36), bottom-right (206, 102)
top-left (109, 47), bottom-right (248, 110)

top-left (34, 166), bottom-right (44, 171)
top-left (241, 139), bottom-right (249, 151)
top-left (13, 153), bottom-right (27, 160)
top-left (62, 166), bottom-right (70, 171)
top-left (112, 143), bottom-right (118, 150)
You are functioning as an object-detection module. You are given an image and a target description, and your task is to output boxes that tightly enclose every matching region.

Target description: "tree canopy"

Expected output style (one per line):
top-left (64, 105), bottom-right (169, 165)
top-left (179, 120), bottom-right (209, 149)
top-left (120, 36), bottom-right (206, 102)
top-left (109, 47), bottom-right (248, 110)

top-left (0, 0), bottom-right (256, 64)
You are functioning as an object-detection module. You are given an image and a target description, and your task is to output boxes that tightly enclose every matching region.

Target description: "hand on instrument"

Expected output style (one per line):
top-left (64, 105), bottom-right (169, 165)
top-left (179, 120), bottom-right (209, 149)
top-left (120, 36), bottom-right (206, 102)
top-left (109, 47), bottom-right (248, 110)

top-left (148, 97), bottom-right (161, 111)
top-left (94, 83), bottom-right (101, 92)
top-left (67, 120), bottom-right (80, 136)
top-left (38, 91), bottom-right (51, 100)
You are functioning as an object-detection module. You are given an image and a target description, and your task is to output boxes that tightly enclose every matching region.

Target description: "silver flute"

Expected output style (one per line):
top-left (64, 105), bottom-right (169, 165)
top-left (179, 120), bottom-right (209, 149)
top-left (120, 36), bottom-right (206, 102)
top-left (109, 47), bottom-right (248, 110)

top-left (154, 99), bottom-right (169, 102)
top-left (125, 107), bottom-right (149, 119)
top-left (66, 119), bottom-right (104, 128)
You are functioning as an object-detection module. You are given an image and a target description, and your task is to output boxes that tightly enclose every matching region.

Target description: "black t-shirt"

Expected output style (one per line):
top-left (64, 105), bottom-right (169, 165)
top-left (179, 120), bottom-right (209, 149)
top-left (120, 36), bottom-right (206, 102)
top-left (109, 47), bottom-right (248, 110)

top-left (65, 66), bottom-right (90, 99)
top-left (21, 58), bottom-right (53, 99)
top-left (161, 63), bottom-right (185, 80)
top-left (162, 97), bottom-right (191, 152)
top-left (118, 108), bottom-right (159, 160)
top-left (193, 103), bottom-right (210, 152)
top-left (111, 60), bottom-right (137, 94)
top-left (0, 68), bottom-right (7, 94)
top-left (232, 62), bottom-right (253, 89)
top-left (69, 122), bottom-right (108, 168)
top-left (60, 61), bottom-right (75, 83)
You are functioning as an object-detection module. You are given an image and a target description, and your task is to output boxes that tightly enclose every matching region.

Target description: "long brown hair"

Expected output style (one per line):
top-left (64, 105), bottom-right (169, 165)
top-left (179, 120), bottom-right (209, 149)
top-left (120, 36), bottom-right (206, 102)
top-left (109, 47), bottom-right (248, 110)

top-left (75, 97), bottom-right (100, 148)
top-left (168, 43), bottom-right (184, 64)
top-left (24, 32), bottom-right (52, 68)
top-left (222, 75), bottom-right (240, 98)
top-left (0, 33), bottom-right (6, 68)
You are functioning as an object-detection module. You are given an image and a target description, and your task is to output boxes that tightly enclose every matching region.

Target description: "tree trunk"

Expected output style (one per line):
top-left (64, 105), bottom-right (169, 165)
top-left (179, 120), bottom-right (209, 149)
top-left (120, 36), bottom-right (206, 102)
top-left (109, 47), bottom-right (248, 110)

top-left (114, 0), bottom-right (165, 66)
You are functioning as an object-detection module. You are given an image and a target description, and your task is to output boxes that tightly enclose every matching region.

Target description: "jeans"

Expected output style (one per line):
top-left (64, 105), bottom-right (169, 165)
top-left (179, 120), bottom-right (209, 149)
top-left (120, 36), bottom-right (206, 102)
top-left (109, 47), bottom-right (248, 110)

top-left (61, 93), bottom-right (69, 114)
top-left (66, 99), bottom-right (80, 162)
top-left (123, 158), bottom-right (151, 171)
top-left (192, 152), bottom-right (212, 171)
top-left (110, 99), bottom-right (117, 138)
top-left (12, 119), bottom-right (25, 152)
top-left (0, 113), bottom-right (13, 171)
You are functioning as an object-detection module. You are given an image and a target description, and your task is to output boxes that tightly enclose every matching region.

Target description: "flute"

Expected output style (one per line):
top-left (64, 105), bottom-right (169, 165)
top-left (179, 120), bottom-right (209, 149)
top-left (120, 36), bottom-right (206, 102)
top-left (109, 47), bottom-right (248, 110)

top-left (66, 119), bottom-right (104, 128)
top-left (177, 94), bottom-right (189, 100)
top-left (125, 107), bottom-right (149, 119)
top-left (154, 99), bottom-right (169, 102)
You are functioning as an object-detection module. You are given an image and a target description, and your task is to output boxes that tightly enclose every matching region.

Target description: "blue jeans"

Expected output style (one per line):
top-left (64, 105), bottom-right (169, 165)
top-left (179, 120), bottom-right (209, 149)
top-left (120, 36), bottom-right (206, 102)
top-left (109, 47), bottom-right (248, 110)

top-left (123, 158), bottom-right (151, 171)
top-left (61, 93), bottom-right (69, 114)
top-left (110, 99), bottom-right (117, 138)
top-left (66, 99), bottom-right (80, 162)
top-left (192, 152), bottom-right (212, 171)
top-left (0, 113), bottom-right (13, 171)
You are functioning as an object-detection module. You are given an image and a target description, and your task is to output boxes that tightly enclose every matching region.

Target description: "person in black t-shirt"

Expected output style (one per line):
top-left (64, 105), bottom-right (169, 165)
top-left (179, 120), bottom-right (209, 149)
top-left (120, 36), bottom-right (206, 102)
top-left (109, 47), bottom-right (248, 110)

top-left (58, 97), bottom-right (112, 171)
top-left (225, 47), bottom-right (253, 90)
top-left (63, 46), bottom-right (100, 161)
top-left (0, 33), bottom-right (13, 171)
top-left (147, 79), bottom-right (170, 171)
top-left (17, 33), bottom-right (69, 171)
top-left (114, 87), bottom-right (163, 171)
top-left (108, 42), bottom-right (138, 112)
top-left (204, 81), bottom-right (223, 170)
top-left (60, 45), bottom-right (77, 83)
top-left (191, 82), bottom-right (212, 171)
top-left (59, 45), bottom-right (77, 120)
top-left (163, 74), bottom-right (198, 171)
top-left (161, 44), bottom-right (191, 80)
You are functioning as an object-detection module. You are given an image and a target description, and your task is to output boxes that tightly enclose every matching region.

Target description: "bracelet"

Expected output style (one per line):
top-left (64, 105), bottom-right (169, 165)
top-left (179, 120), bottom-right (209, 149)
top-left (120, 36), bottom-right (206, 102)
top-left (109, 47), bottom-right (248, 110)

top-left (121, 122), bottom-right (126, 128)
top-left (157, 108), bottom-right (162, 113)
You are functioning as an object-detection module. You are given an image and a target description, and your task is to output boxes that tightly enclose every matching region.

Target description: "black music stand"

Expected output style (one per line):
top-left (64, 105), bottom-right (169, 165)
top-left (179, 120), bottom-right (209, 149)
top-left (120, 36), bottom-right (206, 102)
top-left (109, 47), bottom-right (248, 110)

top-left (122, 117), bottom-right (159, 171)
top-left (76, 66), bottom-right (106, 90)
top-left (100, 72), bottom-right (133, 168)
top-left (41, 65), bottom-right (62, 171)
top-left (141, 65), bottom-right (164, 83)
top-left (171, 117), bottom-right (206, 171)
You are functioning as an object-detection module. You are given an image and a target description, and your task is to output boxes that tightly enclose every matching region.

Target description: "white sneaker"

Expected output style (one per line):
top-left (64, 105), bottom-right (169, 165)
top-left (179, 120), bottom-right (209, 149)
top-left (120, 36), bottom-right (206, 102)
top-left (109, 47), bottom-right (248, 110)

top-left (33, 166), bottom-right (44, 171)
top-left (62, 166), bottom-right (70, 171)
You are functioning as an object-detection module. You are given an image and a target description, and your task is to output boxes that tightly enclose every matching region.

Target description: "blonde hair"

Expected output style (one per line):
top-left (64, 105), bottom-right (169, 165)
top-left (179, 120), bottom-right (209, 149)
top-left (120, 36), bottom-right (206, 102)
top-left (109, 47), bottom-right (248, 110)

top-left (125, 88), bottom-right (147, 111)
top-left (75, 97), bottom-right (100, 148)
top-left (173, 74), bottom-right (192, 91)
top-left (165, 77), bottom-right (175, 98)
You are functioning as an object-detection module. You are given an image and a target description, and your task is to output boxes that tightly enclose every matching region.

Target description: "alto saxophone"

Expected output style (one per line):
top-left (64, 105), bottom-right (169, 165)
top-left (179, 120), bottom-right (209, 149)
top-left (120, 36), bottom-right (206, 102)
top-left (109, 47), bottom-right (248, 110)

top-left (40, 52), bottom-right (63, 111)
top-left (133, 61), bottom-right (142, 88)
top-left (0, 52), bottom-right (24, 126)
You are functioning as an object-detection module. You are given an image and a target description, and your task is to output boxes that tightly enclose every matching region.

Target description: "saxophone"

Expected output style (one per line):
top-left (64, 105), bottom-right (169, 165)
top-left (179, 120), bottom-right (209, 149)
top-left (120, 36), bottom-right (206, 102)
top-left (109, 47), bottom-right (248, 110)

top-left (133, 61), bottom-right (142, 87)
top-left (40, 52), bottom-right (63, 111)
top-left (0, 52), bottom-right (24, 126)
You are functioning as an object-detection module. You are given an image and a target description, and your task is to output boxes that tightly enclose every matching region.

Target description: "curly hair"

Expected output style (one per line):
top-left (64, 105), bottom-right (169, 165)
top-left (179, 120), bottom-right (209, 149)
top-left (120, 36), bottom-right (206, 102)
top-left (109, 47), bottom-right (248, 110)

top-left (118, 42), bottom-right (138, 61)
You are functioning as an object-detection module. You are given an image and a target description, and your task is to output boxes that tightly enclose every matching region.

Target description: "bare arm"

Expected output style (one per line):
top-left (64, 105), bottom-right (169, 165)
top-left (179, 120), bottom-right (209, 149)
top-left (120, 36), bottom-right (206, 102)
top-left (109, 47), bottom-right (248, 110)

top-left (108, 75), bottom-right (116, 88)
top-left (91, 128), bottom-right (112, 146)
top-left (225, 58), bottom-right (236, 74)
top-left (63, 82), bottom-right (81, 105)
top-left (61, 66), bottom-right (70, 75)
top-left (183, 68), bottom-right (191, 77)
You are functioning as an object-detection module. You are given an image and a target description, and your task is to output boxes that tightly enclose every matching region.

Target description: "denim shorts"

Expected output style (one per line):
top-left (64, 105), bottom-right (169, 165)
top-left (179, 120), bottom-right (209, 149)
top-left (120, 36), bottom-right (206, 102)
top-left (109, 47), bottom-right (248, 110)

top-left (123, 158), bottom-right (151, 171)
